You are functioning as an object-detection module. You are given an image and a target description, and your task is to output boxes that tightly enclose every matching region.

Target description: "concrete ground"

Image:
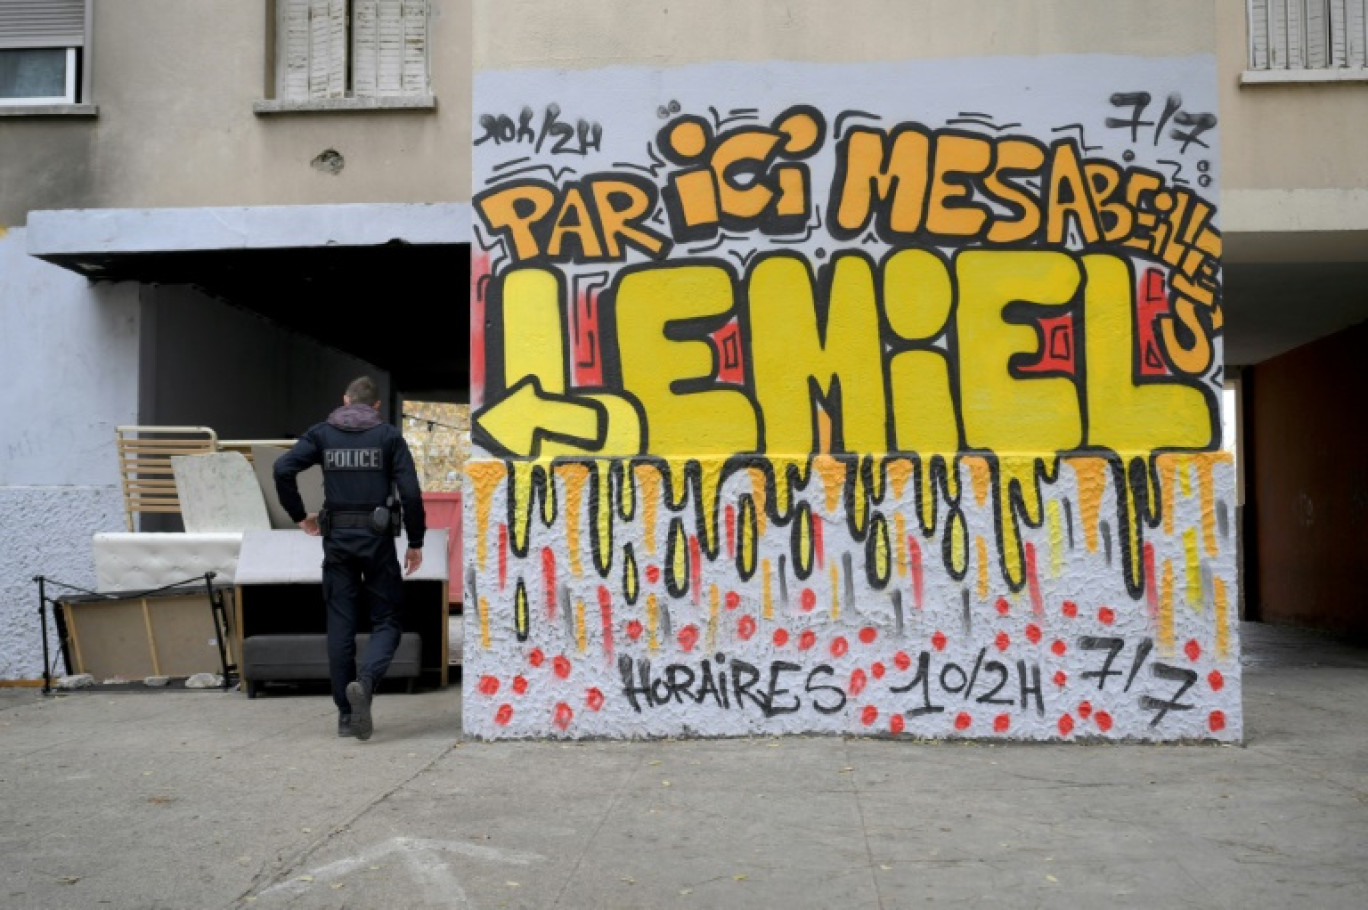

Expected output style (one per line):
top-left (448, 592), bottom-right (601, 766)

top-left (1, 621), bottom-right (1366, 910)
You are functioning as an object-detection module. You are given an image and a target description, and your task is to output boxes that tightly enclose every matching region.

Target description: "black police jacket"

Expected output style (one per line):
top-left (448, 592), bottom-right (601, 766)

top-left (273, 402), bottom-right (426, 548)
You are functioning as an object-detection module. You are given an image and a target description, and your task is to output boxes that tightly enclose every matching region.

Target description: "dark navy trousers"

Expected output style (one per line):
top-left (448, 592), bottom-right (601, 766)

top-left (322, 529), bottom-right (405, 713)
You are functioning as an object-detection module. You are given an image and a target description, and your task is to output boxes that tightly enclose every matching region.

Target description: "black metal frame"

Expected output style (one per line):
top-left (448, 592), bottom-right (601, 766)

top-left (33, 572), bottom-right (238, 694)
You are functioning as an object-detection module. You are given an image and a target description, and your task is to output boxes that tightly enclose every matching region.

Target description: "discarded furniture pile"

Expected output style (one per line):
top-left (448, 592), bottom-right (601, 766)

top-left (38, 426), bottom-right (452, 695)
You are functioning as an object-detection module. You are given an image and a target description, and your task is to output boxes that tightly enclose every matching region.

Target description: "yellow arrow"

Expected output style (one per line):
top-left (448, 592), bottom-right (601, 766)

top-left (473, 376), bottom-right (607, 457)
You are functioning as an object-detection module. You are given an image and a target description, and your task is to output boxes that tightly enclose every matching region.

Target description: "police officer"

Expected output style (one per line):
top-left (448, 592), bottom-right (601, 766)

top-left (273, 376), bottom-right (426, 741)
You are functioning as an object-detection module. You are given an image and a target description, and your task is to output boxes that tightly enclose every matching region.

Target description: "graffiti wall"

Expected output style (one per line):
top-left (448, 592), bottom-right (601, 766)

top-left (466, 56), bottom-right (1238, 741)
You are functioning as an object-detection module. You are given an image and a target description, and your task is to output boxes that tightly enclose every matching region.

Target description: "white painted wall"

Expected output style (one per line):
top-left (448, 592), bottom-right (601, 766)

top-left (0, 230), bottom-right (140, 679)
top-left (465, 56), bottom-right (1241, 741)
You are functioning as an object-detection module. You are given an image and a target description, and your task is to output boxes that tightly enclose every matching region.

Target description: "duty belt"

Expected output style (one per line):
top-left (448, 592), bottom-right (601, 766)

top-left (327, 510), bottom-right (375, 530)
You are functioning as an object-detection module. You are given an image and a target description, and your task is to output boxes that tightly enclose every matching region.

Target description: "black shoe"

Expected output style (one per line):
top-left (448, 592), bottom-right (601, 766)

top-left (338, 713), bottom-right (356, 738)
top-left (346, 679), bottom-right (373, 741)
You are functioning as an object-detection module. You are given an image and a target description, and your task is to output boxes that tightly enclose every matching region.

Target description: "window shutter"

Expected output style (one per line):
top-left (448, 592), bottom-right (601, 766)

top-left (1287, 0), bottom-right (1306, 67)
top-left (0, 0), bottom-right (86, 49)
top-left (1305, 0), bottom-right (1328, 66)
top-left (1329, 0), bottom-right (1348, 65)
top-left (353, 0), bottom-right (428, 97)
top-left (1251, 0), bottom-right (1368, 70)
top-left (1349, 0), bottom-right (1367, 67)
top-left (280, 0), bottom-right (345, 101)
top-left (401, 0), bottom-right (428, 93)
top-left (1250, 0), bottom-right (1271, 68)
top-left (1268, 0), bottom-right (1289, 67)
top-left (311, 0), bottom-right (347, 99)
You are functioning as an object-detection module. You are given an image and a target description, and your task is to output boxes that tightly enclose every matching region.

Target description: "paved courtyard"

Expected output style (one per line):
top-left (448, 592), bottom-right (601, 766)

top-left (1, 621), bottom-right (1365, 909)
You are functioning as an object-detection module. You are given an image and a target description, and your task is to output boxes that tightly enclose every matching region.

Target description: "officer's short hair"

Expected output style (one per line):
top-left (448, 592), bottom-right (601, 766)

top-left (345, 376), bottom-right (380, 406)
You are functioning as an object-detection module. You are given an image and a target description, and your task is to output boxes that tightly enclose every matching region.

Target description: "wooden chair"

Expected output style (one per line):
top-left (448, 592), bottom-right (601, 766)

top-left (115, 427), bottom-right (300, 531)
top-left (115, 426), bottom-right (219, 531)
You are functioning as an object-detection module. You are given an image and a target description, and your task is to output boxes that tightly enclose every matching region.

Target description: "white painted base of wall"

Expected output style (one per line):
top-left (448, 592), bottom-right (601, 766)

top-left (0, 486), bottom-right (125, 680)
top-left (1, 230), bottom-right (141, 679)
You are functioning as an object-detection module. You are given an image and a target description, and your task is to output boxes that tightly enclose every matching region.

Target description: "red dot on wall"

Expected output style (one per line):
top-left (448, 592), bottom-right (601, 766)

top-left (528, 648), bottom-right (545, 668)
top-left (995, 632), bottom-right (1011, 652)
top-left (645, 565), bottom-right (661, 584)
top-left (1053, 670), bottom-right (1068, 687)
top-left (798, 629), bottom-right (817, 651)
top-left (894, 651), bottom-right (912, 671)
top-left (861, 705), bottom-right (879, 726)
top-left (586, 687), bottom-right (605, 711)
top-left (1208, 670), bottom-right (1225, 691)
top-left (678, 625), bottom-right (700, 652)
top-left (553, 702), bottom-right (573, 730)
top-left (931, 632), bottom-right (947, 652)
top-left (1095, 711), bottom-right (1113, 733)
top-left (993, 714), bottom-right (1010, 734)
top-left (871, 661), bottom-right (886, 680)
top-left (1051, 639), bottom-right (1067, 657)
top-left (1062, 601), bottom-right (1078, 618)
top-left (1058, 714), bottom-right (1075, 736)
top-left (1025, 624), bottom-right (1042, 644)
top-left (477, 675), bottom-right (499, 696)
top-left (553, 655), bottom-right (572, 679)
top-left (773, 628), bottom-right (790, 647)
top-left (830, 636), bottom-right (849, 658)
top-left (625, 620), bottom-right (643, 641)
top-left (512, 675), bottom-right (528, 695)
top-left (737, 615), bottom-right (757, 641)
top-left (954, 712), bottom-right (972, 731)
top-left (1184, 639), bottom-right (1202, 662)
top-left (725, 591), bottom-right (741, 610)
top-left (800, 588), bottom-right (817, 612)
top-left (1078, 700), bottom-right (1093, 720)
top-left (859, 626), bottom-right (878, 645)
top-left (1098, 607), bottom-right (1115, 625)
top-left (996, 597), bottom-right (1010, 616)
top-left (890, 714), bottom-right (906, 735)
top-left (849, 668), bottom-right (867, 697)
top-left (1209, 710), bottom-right (1226, 733)
top-left (495, 704), bottom-right (514, 725)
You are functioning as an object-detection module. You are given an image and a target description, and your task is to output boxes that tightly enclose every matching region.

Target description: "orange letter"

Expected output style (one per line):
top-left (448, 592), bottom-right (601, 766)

top-left (926, 133), bottom-right (994, 238)
top-left (829, 126), bottom-right (932, 240)
top-left (474, 182), bottom-right (556, 262)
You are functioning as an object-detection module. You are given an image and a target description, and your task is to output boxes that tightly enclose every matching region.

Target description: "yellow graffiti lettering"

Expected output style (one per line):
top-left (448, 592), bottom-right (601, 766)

top-left (749, 254), bottom-right (888, 454)
top-left (885, 248), bottom-right (960, 455)
top-left (617, 265), bottom-right (759, 454)
top-left (1083, 254), bottom-right (1215, 452)
top-left (957, 250), bottom-right (1083, 453)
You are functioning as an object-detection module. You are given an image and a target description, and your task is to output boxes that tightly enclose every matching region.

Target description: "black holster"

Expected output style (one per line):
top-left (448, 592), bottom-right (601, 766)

top-left (370, 494), bottom-right (401, 536)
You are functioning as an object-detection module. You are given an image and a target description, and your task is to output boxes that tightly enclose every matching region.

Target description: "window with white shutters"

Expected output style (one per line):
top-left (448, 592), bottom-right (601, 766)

top-left (0, 0), bottom-right (90, 106)
top-left (274, 0), bottom-right (430, 106)
top-left (1247, 0), bottom-right (1368, 81)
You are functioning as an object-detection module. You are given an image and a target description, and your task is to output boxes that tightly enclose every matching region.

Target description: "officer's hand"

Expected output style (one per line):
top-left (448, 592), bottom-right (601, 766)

top-left (299, 514), bottom-right (321, 536)
top-left (404, 547), bottom-right (423, 576)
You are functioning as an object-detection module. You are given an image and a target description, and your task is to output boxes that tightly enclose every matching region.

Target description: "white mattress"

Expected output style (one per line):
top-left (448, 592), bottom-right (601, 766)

top-left (235, 529), bottom-right (448, 585)
top-left (93, 532), bottom-right (244, 592)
